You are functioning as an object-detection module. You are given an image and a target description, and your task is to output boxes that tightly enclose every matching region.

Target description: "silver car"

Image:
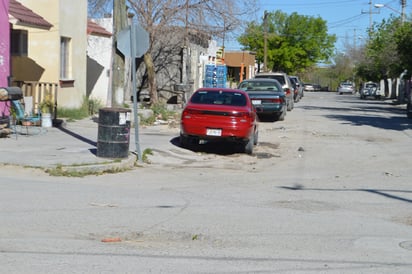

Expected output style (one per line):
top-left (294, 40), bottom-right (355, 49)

top-left (303, 83), bottom-right (315, 92)
top-left (337, 82), bottom-right (354, 95)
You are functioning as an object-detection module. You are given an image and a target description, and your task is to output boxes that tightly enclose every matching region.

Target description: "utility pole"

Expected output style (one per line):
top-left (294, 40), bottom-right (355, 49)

top-left (361, 0), bottom-right (379, 36)
top-left (401, 0), bottom-right (406, 24)
top-left (111, 0), bottom-right (128, 107)
top-left (263, 11), bottom-right (268, 72)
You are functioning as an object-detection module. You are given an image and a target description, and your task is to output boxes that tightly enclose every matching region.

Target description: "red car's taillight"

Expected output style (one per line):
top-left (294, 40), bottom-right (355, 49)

top-left (231, 111), bottom-right (253, 119)
top-left (182, 108), bottom-right (202, 118)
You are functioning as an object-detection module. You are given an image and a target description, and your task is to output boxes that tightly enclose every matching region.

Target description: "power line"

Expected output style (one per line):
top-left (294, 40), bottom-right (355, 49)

top-left (260, 0), bottom-right (360, 9)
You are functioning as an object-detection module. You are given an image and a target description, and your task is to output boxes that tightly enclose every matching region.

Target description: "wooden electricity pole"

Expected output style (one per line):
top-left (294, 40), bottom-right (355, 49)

top-left (111, 0), bottom-right (128, 107)
top-left (263, 10), bottom-right (268, 72)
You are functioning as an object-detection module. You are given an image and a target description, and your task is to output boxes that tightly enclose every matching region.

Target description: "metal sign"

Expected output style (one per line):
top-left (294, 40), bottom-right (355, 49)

top-left (116, 23), bottom-right (150, 162)
top-left (117, 24), bottom-right (149, 58)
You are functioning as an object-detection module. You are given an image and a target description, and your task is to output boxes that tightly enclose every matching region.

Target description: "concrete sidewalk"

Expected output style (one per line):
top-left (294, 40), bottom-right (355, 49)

top-left (0, 117), bottom-right (149, 173)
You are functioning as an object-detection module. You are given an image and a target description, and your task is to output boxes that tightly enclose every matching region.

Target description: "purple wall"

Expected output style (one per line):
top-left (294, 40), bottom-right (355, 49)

top-left (0, 0), bottom-right (9, 86)
top-left (0, 0), bottom-right (10, 115)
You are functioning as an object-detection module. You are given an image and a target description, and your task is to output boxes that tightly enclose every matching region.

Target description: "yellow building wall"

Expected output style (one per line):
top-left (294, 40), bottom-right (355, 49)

top-left (12, 0), bottom-right (87, 109)
top-left (58, 0), bottom-right (87, 108)
top-left (11, 0), bottom-right (59, 83)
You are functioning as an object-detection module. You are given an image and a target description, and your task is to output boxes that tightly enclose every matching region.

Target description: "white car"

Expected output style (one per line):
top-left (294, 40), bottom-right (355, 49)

top-left (337, 82), bottom-right (354, 94)
top-left (360, 82), bottom-right (381, 100)
top-left (303, 83), bottom-right (315, 92)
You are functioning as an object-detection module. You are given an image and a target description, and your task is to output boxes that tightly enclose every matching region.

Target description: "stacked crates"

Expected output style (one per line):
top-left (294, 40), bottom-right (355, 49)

top-left (204, 64), bottom-right (227, 88)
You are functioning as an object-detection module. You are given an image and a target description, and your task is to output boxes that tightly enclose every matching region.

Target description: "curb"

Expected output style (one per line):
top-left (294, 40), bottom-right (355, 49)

top-left (55, 152), bottom-right (138, 174)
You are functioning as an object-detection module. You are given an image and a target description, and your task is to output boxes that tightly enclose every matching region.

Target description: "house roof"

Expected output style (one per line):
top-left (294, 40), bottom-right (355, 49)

top-left (9, 0), bottom-right (53, 29)
top-left (87, 20), bottom-right (112, 38)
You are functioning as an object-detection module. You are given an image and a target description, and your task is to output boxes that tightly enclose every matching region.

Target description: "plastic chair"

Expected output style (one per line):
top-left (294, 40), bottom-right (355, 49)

top-left (10, 99), bottom-right (41, 137)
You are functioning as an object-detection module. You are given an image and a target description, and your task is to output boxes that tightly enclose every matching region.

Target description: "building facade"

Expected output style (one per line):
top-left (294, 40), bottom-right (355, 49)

top-left (11, 0), bottom-right (87, 110)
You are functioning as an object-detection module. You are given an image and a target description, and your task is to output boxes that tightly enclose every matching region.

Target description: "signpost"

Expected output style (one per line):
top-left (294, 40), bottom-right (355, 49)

top-left (117, 24), bottom-right (149, 162)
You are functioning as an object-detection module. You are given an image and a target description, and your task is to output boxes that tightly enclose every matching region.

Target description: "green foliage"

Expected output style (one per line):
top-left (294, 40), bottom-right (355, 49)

top-left (151, 102), bottom-right (175, 120)
top-left (139, 103), bottom-right (178, 126)
top-left (46, 163), bottom-right (133, 177)
top-left (39, 90), bottom-right (54, 113)
top-left (141, 148), bottom-right (153, 163)
top-left (138, 113), bottom-right (156, 126)
top-left (356, 16), bottom-right (406, 80)
top-left (88, 97), bottom-right (103, 115)
top-left (238, 10), bottom-right (336, 74)
top-left (395, 22), bottom-right (412, 75)
top-left (57, 96), bottom-right (102, 120)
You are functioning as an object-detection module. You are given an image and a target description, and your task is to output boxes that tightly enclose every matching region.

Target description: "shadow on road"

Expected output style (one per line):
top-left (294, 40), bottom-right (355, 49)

top-left (301, 97), bottom-right (411, 131)
top-left (170, 136), bottom-right (247, 155)
top-left (280, 185), bottom-right (412, 204)
top-left (326, 114), bottom-right (412, 131)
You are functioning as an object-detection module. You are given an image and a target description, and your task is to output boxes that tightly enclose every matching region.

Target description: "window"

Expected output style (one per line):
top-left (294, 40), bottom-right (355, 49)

top-left (60, 37), bottom-right (71, 79)
top-left (11, 30), bottom-right (28, 56)
top-left (191, 91), bottom-right (246, 106)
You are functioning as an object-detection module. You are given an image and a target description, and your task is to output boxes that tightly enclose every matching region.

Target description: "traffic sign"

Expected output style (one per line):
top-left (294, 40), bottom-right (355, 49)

top-left (117, 24), bottom-right (149, 58)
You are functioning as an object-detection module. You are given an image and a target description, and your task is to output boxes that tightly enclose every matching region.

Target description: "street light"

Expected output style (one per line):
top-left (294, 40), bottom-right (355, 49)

top-left (374, 2), bottom-right (406, 24)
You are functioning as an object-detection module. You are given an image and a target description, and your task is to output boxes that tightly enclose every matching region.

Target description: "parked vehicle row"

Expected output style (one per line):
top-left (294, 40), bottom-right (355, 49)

top-left (289, 75), bottom-right (304, 102)
top-left (179, 72), bottom-right (306, 154)
top-left (336, 80), bottom-right (383, 100)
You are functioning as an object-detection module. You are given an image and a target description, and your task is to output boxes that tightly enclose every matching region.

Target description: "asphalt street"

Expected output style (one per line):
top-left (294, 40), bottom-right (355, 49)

top-left (1, 92), bottom-right (412, 273)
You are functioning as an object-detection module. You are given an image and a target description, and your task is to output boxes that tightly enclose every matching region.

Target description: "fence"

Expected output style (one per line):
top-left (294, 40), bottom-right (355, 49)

top-left (12, 81), bottom-right (58, 119)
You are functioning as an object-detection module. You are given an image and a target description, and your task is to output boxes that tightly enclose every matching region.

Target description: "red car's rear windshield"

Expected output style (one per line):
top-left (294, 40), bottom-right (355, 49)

top-left (190, 90), bottom-right (247, 106)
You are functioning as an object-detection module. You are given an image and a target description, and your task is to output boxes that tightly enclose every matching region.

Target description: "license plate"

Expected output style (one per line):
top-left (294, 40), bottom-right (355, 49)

top-left (206, 128), bottom-right (222, 136)
top-left (252, 100), bottom-right (261, 105)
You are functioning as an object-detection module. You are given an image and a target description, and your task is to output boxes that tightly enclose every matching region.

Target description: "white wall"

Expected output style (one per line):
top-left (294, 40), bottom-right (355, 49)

top-left (87, 19), bottom-right (112, 106)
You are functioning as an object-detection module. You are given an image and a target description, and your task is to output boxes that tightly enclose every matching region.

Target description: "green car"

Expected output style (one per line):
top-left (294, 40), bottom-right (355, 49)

top-left (238, 78), bottom-right (287, 121)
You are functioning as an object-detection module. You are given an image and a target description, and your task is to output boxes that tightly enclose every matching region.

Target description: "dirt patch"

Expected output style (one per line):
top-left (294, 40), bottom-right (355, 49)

top-left (392, 216), bottom-right (412, 226)
top-left (258, 142), bottom-right (280, 150)
top-left (271, 199), bottom-right (340, 212)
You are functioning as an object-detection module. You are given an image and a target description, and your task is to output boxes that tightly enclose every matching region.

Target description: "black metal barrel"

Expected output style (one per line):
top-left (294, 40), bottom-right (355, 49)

top-left (97, 107), bottom-right (131, 158)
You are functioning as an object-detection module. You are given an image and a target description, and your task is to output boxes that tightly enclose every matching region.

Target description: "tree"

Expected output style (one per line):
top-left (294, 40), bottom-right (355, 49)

top-left (238, 10), bottom-right (336, 74)
top-left (395, 21), bottom-right (412, 74)
top-left (89, 0), bottom-right (257, 105)
top-left (329, 51), bottom-right (356, 82)
top-left (356, 17), bottom-right (403, 80)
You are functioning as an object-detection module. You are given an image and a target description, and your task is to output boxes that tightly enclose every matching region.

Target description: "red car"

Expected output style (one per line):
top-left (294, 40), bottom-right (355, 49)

top-left (180, 88), bottom-right (259, 154)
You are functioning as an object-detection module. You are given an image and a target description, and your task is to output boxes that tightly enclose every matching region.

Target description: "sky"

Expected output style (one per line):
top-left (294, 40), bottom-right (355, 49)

top-left (224, 0), bottom-right (406, 52)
